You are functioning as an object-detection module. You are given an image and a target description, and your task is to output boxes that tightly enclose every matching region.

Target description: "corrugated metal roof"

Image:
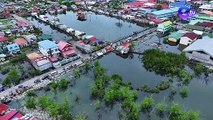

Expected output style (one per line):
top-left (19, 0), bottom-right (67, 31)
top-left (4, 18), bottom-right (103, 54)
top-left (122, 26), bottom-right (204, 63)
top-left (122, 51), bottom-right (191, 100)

top-left (183, 38), bottom-right (213, 57)
top-left (162, 21), bottom-right (172, 26)
top-left (151, 8), bottom-right (178, 16)
top-left (169, 32), bottom-right (183, 39)
top-left (38, 40), bottom-right (58, 49)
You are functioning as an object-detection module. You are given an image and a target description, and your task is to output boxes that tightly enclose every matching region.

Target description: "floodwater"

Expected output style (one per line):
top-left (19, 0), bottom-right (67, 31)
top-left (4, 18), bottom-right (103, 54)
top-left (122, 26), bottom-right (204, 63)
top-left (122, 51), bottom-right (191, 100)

top-left (9, 12), bottom-right (213, 120)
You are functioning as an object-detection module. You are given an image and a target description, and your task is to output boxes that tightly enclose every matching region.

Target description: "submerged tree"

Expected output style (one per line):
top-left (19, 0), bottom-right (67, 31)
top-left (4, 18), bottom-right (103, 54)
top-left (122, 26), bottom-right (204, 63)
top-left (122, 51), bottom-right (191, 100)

top-left (179, 87), bottom-right (188, 98)
top-left (25, 97), bottom-right (36, 109)
top-left (141, 97), bottom-right (155, 112)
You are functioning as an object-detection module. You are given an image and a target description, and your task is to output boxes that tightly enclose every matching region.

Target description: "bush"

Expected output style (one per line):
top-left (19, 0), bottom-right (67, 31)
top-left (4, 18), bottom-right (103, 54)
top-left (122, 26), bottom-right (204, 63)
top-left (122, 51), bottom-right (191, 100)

top-left (156, 80), bottom-right (170, 90)
top-left (1, 68), bottom-right (10, 75)
top-left (180, 87), bottom-right (188, 98)
top-left (141, 97), bottom-right (155, 111)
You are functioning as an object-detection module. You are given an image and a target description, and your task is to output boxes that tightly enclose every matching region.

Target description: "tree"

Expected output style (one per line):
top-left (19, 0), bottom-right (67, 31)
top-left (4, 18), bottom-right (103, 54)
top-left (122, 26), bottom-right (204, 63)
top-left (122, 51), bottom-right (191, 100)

top-left (141, 97), bottom-right (155, 111)
top-left (73, 70), bottom-right (81, 78)
top-left (59, 78), bottom-right (69, 90)
top-left (75, 113), bottom-right (87, 120)
top-left (184, 111), bottom-right (200, 120)
top-left (84, 62), bottom-right (91, 73)
top-left (25, 97), bottom-right (36, 109)
top-left (156, 4), bottom-right (162, 10)
top-left (37, 96), bottom-right (51, 110)
top-left (180, 87), bottom-right (188, 98)
top-left (47, 102), bottom-right (60, 118)
top-left (156, 103), bottom-right (166, 116)
top-left (169, 103), bottom-right (185, 120)
top-left (3, 69), bottom-right (21, 86)
top-left (95, 100), bottom-right (101, 110)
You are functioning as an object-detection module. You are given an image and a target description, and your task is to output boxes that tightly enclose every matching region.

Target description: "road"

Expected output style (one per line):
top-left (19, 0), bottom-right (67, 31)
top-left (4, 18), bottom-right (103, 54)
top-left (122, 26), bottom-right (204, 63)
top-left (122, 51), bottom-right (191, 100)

top-left (0, 15), bottom-right (156, 99)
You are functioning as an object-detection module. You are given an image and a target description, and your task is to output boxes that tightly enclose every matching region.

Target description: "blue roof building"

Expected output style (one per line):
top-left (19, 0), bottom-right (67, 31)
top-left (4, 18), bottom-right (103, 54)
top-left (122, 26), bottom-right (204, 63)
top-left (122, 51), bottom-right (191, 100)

top-left (38, 40), bottom-right (60, 57)
top-left (169, 1), bottom-right (191, 9)
top-left (148, 8), bottom-right (178, 19)
top-left (7, 43), bottom-right (20, 54)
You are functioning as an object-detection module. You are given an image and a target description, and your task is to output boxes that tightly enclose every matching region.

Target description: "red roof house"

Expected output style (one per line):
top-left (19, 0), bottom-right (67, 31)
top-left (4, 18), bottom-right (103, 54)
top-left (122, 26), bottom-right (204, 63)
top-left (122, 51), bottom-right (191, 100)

top-left (14, 38), bottom-right (28, 47)
top-left (183, 32), bottom-right (199, 41)
top-left (0, 104), bottom-right (9, 115)
top-left (196, 22), bottom-right (213, 28)
top-left (58, 41), bottom-right (76, 57)
top-left (124, 1), bottom-right (144, 8)
top-left (0, 37), bottom-right (8, 43)
top-left (0, 109), bottom-right (23, 120)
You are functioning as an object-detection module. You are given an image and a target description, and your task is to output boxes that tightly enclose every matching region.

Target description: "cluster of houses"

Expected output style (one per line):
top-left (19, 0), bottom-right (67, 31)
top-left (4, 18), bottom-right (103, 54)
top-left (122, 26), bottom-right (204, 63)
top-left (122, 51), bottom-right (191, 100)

top-left (34, 14), bottom-right (105, 54)
top-left (0, 103), bottom-right (36, 120)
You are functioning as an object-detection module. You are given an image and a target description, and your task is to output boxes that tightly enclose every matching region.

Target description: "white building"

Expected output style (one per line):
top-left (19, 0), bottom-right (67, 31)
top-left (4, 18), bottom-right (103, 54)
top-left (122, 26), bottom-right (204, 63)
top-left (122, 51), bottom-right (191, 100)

top-left (183, 37), bottom-right (213, 66)
top-left (38, 40), bottom-right (60, 57)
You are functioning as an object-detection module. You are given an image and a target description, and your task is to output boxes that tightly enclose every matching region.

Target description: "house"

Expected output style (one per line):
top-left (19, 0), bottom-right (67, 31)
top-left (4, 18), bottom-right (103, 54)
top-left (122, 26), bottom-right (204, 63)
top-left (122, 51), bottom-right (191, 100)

top-left (76, 41), bottom-right (92, 53)
top-left (199, 2), bottom-right (213, 11)
top-left (169, 1), bottom-right (191, 9)
top-left (0, 104), bottom-right (8, 115)
top-left (124, 1), bottom-right (144, 9)
top-left (196, 22), bottom-right (213, 29)
top-left (197, 11), bottom-right (213, 21)
top-left (148, 8), bottom-right (178, 19)
top-left (6, 43), bottom-right (20, 54)
top-left (168, 32), bottom-right (183, 44)
top-left (74, 30), bottom-right (85, 39)
top-left (38, 34), bottom-right (52, 40)
top-left (16, 20), bottom-right (34, 31)
top-left (179, 32), bottom-right (199, 46)
top-left (183, 37), bottom-right (213, 66)
top-left (38, 40), bottom-right (60, 62)
top-left (58, 41), bottom-right (76, 57)
top-left (185, 24), bottom-right (205, 31)
top-left (157, 21), bottom-right (172, 33)
top-left (0, 109), bottom-right (23, 120)
top-left (14, 38), bottom-right (28, 47)
top-left (0, 37), bottom-right (8, 43)
top-left (23, 34), bottom-right (37, 44)
top-left (27, 52), bottom-right (52, 71)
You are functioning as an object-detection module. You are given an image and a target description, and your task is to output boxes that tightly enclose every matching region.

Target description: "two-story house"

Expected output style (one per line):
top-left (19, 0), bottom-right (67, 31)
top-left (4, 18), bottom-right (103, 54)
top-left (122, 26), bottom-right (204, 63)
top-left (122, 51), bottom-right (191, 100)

top-left (6, 43), bottom-right (20, 55)
top-left (58, 41), bottom-right (76, 58)
top-left (38, 40), bottom-right (60, 61)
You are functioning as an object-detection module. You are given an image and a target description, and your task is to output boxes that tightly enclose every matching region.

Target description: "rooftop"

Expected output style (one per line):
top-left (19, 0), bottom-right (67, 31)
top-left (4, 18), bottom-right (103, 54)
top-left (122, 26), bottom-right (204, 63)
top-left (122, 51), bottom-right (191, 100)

top-left (183, 38), bottom-right (213, 57)
top-left (151, 8), bottom-right (178, 16)
top-left (169, 32), bottom-right (183, 39)
top-left (38, 40), bottom-right (58, 49)
top-left (14, 38), bottom-right (27, 46)
top-left (58, 40), bottom-right (72, 50)
top-left (183, 32), bottom-right (199, 40)
top-left (27, 52), bottom-right (44, 61)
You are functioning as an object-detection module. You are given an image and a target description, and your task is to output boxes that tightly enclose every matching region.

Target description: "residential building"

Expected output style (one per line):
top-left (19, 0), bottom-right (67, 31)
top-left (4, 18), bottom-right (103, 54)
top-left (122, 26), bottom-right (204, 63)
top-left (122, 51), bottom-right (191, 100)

top-left (38, 40), bottom-right (60, 58)
top-left (23, 34), bottom-right (37, 44)
top-left (14, 38), bottom-right (28, 47)
top-left (148, 8), bottom-right (178, 19)
top-left (27, 52), bottom-right (52, 71)
top-left (168, 32), bottom-right (183, 44)
top-left (58, 41), bottom-right (76, 57)
top-left (183, 37), bottom-right (213, 66)
top-left (6, 43), bottom-right (20, 54)
top-left (179, 32), bottom-right (199, 46)
top-left (0, 37), bottom-right (8, 43)
top-left (157, 21), bottom-right (172, 33)
top-left (38, 34), bottom-right (52, 40)
top-left (169, 1), bottom-right (191, 9)
top-left (199, 2), bottom-right (213, 11)
top-left (185, 24), bottom-right (205, 31)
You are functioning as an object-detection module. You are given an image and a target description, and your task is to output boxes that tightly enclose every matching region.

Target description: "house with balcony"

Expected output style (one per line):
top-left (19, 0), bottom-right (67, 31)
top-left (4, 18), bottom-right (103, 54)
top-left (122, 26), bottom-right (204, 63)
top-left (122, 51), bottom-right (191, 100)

top-left (38, 40), bottom-right (60, 62)
top-left (6, 43), bottom-right (20, 55)
top-left (27, 52), bottom-right (52, 71)
top-left (157, 21), bottom-right (173, 33)
top-left (58, 41), bottom-right (76, 58)
top-left (183, 37), bottom-right (213, 66)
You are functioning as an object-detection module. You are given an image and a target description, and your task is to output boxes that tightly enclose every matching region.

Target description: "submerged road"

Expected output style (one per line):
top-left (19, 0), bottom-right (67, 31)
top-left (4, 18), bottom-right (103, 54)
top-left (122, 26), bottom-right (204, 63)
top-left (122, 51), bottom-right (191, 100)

top-left (0, 15), bottom-right (156, 99)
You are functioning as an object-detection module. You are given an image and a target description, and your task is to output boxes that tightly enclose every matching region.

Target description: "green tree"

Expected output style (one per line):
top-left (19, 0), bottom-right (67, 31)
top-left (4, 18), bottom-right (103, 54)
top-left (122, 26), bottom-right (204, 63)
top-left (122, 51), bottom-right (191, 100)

top-left (59, 78), bottom-right (69, 90)
top-left (156, 103), bottom-right (166, 115)
top-left (84, 62), bottom-right (91, 72)
top-left (156, 4), bottom-right (162, 10)
top-left (169, 103), bottom-right (185, 120)
top-left (75, 113), bottom-right (87, 120)
top-left (25, 97), bottom-right (36, 109)
top-left (3, 69), bottom-right (21, 86)
top-left (184, 111), bottom-right (200, 120)
top-left (59, 99), bottom-right (73, 120)
top-left (37, 96), bottom-right (51, 110)
top-left (47, 102), bottom-right (60, 118)
top-left (141, 97), bottom-right (155, 111)
top-left (73, 70), bottom-right (81, 78)
top-left (180, 87), bottom-right (188, 98)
